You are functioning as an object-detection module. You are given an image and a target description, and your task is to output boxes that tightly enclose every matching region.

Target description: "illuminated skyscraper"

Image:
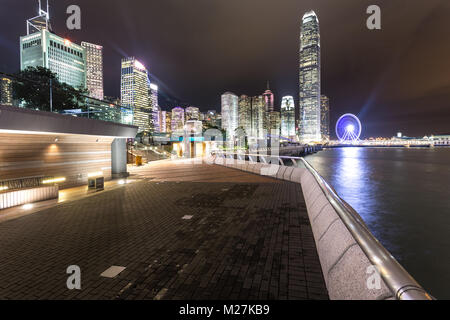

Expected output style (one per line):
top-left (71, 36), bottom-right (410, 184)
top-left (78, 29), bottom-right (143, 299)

top-left (251, 95), bottom-right (266, 139)
top-left (20, 3), bottom-right (86, 89)
top-left (152, 105), bottom-right (162, 133)
top-left (262, 81), bottom-right (274, 113)
top-left (221, 92), bottom-right (239, 140)
top-left (268, 111), bottom-right (281, 135)
top-left (120, 57), bottom-right (152, 132)
top-left (149, 83), bottom-right (160, 132)
top-left (185, 106), bottom-right (200, 121)
top-left (238, 95), bottom-right (252, 136)
top-left (281, 96), bottom-right (296, 138)
top-left (299, 10), bottom-right (321, 143)
top-left (0, 78), bottom-right (13, 106)
top-left (320, 95), bottom-right (330, 141)
top-left (161, 110), bottom-right (171, 133)
top-left (171, 107), bottom-right (185, 133)
top-left (81, 42), bottom-right (103, 100)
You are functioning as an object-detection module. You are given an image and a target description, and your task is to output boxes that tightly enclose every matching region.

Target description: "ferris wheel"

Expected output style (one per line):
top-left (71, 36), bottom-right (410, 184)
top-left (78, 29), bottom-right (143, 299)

top-left (336, 113), bottom-right (362, 142)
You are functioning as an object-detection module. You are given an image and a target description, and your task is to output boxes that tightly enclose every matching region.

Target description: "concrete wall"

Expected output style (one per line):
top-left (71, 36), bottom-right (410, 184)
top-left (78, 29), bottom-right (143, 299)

top-left (0, 132), bottom-right (114, 188)
top-left (208, 156), bottom-right (395, 300)
top-left (0, 105), bottom-right (137, 189)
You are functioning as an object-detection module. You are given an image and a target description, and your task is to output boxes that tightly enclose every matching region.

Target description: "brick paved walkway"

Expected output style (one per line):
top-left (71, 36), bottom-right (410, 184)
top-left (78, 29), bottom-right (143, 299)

top-left (0, 160), bottom-right (328, 300)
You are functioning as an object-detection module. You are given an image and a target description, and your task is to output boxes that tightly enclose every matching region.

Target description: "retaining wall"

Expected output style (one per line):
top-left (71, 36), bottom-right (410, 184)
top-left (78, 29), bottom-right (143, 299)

top-left (208, 156), bottom-right (394, 300)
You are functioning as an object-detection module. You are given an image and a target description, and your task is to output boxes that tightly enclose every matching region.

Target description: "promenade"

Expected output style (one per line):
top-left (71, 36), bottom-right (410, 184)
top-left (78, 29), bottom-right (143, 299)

top-left (0, 159), bottom-right (328, 300)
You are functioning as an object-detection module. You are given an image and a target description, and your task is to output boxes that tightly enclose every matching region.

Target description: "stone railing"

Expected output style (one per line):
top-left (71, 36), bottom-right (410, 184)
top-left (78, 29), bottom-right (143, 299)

top-left (207, 154), bottom-right (433, 300)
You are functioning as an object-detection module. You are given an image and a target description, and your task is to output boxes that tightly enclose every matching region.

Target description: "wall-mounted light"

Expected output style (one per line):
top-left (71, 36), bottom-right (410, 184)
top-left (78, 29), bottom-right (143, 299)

top-left (0, 186), bottom-right (9, 191)
top-left (42, 177), bottom-right (66, 184)
top-left (22, 204), bottom-right (33, 210)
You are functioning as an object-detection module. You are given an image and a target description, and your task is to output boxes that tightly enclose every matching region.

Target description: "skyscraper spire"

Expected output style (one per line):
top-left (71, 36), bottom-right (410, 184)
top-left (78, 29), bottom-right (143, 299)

top-left (266, 80), bottom-right (270, 90)
top-left (27, 0), bottom-right (51, 34)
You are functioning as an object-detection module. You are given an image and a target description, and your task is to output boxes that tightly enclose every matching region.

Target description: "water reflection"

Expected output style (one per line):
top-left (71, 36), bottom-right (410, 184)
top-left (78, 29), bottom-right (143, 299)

top-left (304, 147), bottom-right (450, 299)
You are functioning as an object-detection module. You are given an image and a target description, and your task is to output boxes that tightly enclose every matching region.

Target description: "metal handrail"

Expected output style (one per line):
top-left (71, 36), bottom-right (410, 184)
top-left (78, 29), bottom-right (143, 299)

top-left (212, 151), bottom-right (434, 300)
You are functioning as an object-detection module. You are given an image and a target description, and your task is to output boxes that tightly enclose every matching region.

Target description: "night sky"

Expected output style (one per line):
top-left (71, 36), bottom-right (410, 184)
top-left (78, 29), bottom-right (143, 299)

top-left (1, 0), bottom-right (449, 138)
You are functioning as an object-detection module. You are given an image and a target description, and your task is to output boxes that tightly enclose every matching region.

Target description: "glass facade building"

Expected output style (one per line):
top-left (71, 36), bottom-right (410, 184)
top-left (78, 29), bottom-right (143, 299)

top-left (262, 82), bottom-right (274, 113)
top-left (81, 42), bottom-right (104, 100)
top-left (299, 10), bottom-right (321, 143)
top-left (171, 107), bottom-right (185, 133)
top-left (281, 96), bottom-right (296, 138)
top-left (221, 92), bottom-right (239, 140)
top-left (185, 106), bottom-right (200, 121)
top-left (251, 95), bottom-right (266, 139)
top-left (238, 95), bottom-right (252, 137)
top-left (20, 30), bottom-right (87, 90)
top-left (320, 95), bottom-right (330, 141)
top-left (120, 57), bottom-right (152, 132)
top-left (0, 77), bottom-right (13, 106)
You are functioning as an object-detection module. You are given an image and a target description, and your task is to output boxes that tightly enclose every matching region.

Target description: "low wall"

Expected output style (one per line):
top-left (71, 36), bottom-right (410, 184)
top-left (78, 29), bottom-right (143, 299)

top-left (208, 156), bottom-right (394, 300)
top-left (0, 185), bottom-right (59, 210)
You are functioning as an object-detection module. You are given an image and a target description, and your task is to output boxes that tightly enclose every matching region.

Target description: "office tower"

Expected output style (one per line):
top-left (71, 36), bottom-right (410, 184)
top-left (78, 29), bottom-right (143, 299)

top-left (205, 110), bottom-right (220, 128)
top-left (152, 105), bottom-right (161, 133)
top-left (299, 10), bottom-right (321, 143)
top-left (20, 2), bottom-right (86, 90)
top-left (221, 92), bottom-right (239, 140)
top-left (20, 4), bottom-right (86, 90)
top-left (251, 95), bottom-right (266, 139)
top-left (161, 110), bottom-right (172, 133)
top-left (262, 81), bottom-right (274, 113)
top-left (171, 107), bottom-right (185, 133)
top-left (149, 83), bottom-right (160, 132)
top-left (268, 111), bottom-right (281, 135)
top-left (120, 57), bottom-right (152, 132)
top-left (0, 78), bottom-right (13, 106)
top-left (320, 95), bottom-right (330, 141)
top-left (185, 106), bottom-right (200, 121)
top-left (281, 96), bottom-right (296, 138)
top-left (81, 42), bottom-right (103, 100)
top-left (238, 95), bottom-right (252, 136)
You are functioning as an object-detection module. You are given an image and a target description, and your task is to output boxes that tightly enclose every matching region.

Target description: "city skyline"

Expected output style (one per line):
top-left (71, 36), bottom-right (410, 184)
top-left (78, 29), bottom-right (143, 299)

top-left (1, 0), bottom-right (449, 137)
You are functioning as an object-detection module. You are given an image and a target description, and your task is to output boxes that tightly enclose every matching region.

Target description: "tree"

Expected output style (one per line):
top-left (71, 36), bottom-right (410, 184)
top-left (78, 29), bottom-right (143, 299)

top-left (12, 66), bottom-right (88, 112)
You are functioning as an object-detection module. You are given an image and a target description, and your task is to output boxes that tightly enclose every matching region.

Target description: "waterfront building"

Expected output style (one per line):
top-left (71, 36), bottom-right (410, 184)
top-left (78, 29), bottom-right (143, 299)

top-left (268, 111), bottom-right (281, 135)
top-left (221, 92), bottom-right (239, 140)
top-left (120, 57), bottom-right (152, 132)
top-left (149, 83), bottom-right (160, 132)
top-left (251, 95), bottom-right (266, 139)
top-left (238, 95), bottom-right (252, 137)
top-left (152, 105), bottom-right (162, 133)
top-left (149, 83), bottom-right (159, 108)
top-left (0, 78), bottom-right (13, 106)
top-left (320, 95), bottom-right (330, 141)
top-left (81, 42), bottom-right (103, 100)
top-left (185, 106), bottom-right (200, 121)
top-left (20, 2), bottom-right (86, 89)
top-left (262, 81), bottom-right (275, 113)
top-left (299, 10), bottom-right (321, 143)
top-left (281, 96), bottom-right (296, 139)
top-left (171, 107), bottom-right (185, 133)
top-left (160, 110), bottom-right (172, 133)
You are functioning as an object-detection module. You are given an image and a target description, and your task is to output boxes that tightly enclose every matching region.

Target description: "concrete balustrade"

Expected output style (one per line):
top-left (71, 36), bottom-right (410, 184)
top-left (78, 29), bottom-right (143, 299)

top-left (208, 155), bottom-right (395, 300)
